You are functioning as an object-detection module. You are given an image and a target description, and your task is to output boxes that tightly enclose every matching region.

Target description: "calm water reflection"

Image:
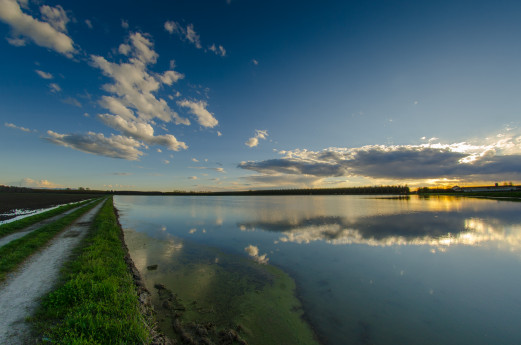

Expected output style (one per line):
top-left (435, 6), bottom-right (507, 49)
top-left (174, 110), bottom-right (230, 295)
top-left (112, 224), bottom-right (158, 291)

top-left (115, 195), bottom-right (521, 345)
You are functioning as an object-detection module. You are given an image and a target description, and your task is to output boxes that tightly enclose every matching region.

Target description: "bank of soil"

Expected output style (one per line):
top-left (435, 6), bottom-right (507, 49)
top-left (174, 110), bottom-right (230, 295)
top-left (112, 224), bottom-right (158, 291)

top-left (0, 201), bottom-right (104, 344)
top-left (0, 192), bottom-right (101, 221)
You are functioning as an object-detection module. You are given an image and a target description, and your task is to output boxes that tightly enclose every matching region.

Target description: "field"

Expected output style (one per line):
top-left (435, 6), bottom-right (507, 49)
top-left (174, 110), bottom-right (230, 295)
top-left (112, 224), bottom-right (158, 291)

top-left (0, 192), bottom-right (101, 220)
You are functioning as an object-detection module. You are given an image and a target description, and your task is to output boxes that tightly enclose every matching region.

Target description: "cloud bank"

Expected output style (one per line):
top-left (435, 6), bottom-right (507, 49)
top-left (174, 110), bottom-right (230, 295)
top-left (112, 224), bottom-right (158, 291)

top-left (239, 133), bottom-right (521, 182)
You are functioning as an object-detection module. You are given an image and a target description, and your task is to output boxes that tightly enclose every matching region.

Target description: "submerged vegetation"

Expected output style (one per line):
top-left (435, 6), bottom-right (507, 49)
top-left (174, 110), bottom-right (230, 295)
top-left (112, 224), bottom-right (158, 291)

top-left (125, 230), bottom-right (320, 345)
top-left (0, 200), bottom-right (100, 282)
top-left (33, 197), bottom-right (151, 344)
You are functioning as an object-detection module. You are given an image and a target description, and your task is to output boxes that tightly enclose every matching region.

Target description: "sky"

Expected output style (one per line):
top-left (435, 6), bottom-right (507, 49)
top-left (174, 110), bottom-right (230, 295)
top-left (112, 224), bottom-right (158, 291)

top-left (1, 0), bottom-right (521, 191)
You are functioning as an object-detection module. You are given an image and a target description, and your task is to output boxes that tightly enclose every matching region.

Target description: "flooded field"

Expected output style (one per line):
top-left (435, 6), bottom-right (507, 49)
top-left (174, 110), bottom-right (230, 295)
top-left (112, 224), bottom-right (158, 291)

top-left (116, 195), bottom-right (521, 345)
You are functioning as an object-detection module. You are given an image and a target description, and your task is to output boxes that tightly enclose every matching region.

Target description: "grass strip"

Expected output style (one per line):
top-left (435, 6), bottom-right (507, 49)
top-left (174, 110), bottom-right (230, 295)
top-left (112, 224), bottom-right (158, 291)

top-left (0, 198), bottom-right (96, 239)
top-left (0, 199), bottom-right (102, 282)
top-left (32, 197), bottom-right (150, 345)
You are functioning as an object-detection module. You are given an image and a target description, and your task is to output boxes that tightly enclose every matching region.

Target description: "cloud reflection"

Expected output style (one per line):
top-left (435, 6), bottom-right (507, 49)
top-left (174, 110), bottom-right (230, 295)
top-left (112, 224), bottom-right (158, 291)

top-left (238, 211), bottom-right (521, 251)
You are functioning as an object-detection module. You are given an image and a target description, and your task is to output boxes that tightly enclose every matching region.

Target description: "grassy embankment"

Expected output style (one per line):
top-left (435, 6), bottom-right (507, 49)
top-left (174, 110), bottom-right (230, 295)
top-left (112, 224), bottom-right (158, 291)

top-left (32, 197), bottom-right (151, 344)
top-left (0, 199), bottom-right (95, 239)
top-left (0, 199), bottom-right (102, 282)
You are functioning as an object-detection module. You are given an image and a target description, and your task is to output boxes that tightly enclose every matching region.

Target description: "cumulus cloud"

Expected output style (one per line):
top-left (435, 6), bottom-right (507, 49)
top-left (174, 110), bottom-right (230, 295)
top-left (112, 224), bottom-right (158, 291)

top-left (46, 130), bottom-right (144, 160)
top-left (35, 69), bottom-right (53, 79)
top-left (0, 0), bottom-right (75, 57)
top-left (239, 134), bottom-right (521, 182)
top-left (5, 122), bottom-right (30, 132)
top-left (245, 129), bottom-right (268, 148)
top-left (91, 32), bottom-right (188, 125)
top-left (177, 99), bottom-right (218, 128)
top-left (98, 114), bottom-right (187, 151)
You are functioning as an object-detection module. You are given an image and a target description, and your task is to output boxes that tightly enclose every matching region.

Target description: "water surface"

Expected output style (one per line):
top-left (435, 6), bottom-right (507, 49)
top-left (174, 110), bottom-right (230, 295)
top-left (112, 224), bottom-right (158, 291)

top-left (115, 195), bottom-right (521, 345)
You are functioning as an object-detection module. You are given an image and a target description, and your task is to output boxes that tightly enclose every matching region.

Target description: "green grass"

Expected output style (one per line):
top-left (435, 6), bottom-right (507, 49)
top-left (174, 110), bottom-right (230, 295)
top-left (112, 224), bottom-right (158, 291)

top-left (0, 199), bottom-right (96, 239)
top-left (0, 200), bottom-right (102, 282)
top-left (32, 197), bottom-right (150, 345)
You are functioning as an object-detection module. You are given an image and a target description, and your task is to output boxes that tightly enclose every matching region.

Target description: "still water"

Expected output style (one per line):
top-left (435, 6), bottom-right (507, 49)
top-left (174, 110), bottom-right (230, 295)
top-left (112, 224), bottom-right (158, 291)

top-left (115, 195), bottom-right (521, 345)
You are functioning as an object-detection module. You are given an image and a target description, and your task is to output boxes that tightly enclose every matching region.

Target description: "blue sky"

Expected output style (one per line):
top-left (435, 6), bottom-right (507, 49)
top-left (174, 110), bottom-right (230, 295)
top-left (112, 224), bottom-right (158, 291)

top-left (1, 0), bottom-right (521, 191)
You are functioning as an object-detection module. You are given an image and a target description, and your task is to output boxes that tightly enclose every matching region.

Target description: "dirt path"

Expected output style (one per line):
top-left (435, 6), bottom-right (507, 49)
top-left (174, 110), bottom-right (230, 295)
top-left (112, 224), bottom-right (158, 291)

top-left (0, 201), bottom-right (95, 248)
top-left (0, 200), bottom-right (104, 345)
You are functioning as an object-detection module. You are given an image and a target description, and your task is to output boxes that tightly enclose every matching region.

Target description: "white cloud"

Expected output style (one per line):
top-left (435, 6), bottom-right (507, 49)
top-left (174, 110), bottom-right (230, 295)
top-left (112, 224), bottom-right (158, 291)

top-left (6, 37), bottom-right (25, 46)
top-left (163, 159), bottom-right (170, 164)
top-left (177, 99), bottom-right (218, 128)
top-left (91, 32), bottom-right (189, 125)
top-left (5, 122), bottom-right (30, 132)
top-left (217, 131), bottom-right (222, 136)
top-left (252, 59), bottom-right (259, 65)
top-left (35, 69), bottom-right (53, 79)
top-left (185, 23), bottom-right (201, 49)
top-left (189, 176), bottom-right (198, 180)
top-left (49, 83), bottom-right (61, 93)
top-left (85, 19), bottom-right (92, 29)
top-left (209, 43), bottom-right (226, 57)
top-left (192, 158), bottom-right (199, 162)
top-left (46, 130), bottom-right (145, 160)
top-left (19, 177), bottom-right (61, 189)
top-left (160, 70), bottom-right (184, 85)
top-left (164, 20), bottom-right (202, 49)
top-left (245, 129), bottom-right (268, 147)
top-left (62, 97), bottom-right (82, 107)
top-left (98, 114), bottom-right (188, 151)
top-left (164, 20), bottom-right (178, 34)
top-left (121, 19), bottom-right (129, 29)
top-left (0, 0), bottom-right (75, 57)
top-left (39, 4), bottom-right (69, 33)
top-left (118, 43), bottom-right (131, 55)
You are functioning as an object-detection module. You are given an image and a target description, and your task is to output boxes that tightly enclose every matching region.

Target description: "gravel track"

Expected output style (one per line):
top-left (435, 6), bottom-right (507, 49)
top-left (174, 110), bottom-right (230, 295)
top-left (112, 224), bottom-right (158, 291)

top-left (0, 200), bottom-right (104, 344)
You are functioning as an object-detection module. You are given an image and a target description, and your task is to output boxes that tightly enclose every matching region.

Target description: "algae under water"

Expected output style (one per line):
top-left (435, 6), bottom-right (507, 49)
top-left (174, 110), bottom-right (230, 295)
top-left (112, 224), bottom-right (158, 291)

top-left (124, 229), bottom-right (319, 345)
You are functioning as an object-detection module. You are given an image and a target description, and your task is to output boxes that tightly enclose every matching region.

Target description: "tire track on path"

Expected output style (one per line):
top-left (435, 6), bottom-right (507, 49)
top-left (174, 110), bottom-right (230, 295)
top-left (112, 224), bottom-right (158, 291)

top-left (0, 200), bottom-right (104, 344)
